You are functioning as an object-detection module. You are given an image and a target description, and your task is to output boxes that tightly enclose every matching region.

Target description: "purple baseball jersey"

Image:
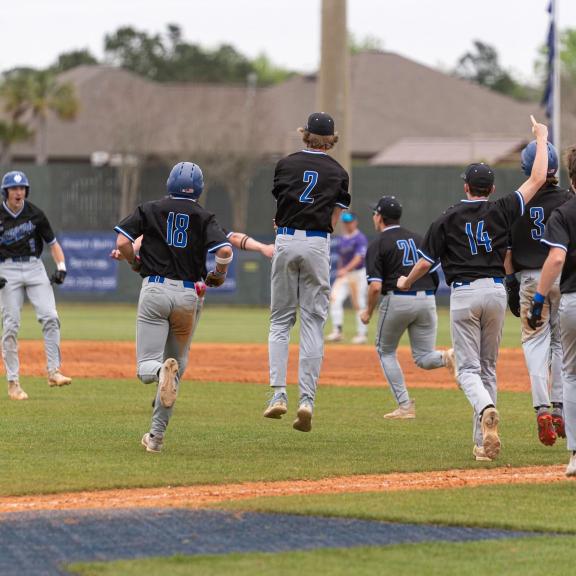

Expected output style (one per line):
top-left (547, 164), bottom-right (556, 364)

top-left (338, 230), bottom-right (368, 270)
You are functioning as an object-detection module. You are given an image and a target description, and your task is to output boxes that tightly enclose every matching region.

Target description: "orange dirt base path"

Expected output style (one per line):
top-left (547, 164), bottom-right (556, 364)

top-left (0, 466), bottom-right (565, 516)
top-left (12, 341), bottom-right (530, 391)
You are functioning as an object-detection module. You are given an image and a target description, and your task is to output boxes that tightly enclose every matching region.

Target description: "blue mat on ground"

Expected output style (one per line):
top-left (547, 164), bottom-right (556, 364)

top-left (0, 508), bottom-right (542, 575)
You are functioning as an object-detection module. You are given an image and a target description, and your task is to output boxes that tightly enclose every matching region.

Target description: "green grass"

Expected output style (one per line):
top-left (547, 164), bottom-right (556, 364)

top-left (1, 380), bottom-right (566, 496)
top-left (18, 303), bottom-right (523, 347)
top-left (68, 537), bottom-right (576, 576)
top-left (222, 483), bottom-right (576, 534)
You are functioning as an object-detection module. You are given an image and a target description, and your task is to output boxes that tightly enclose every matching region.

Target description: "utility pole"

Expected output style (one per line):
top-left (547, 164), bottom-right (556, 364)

top-left (318, 0), bottom-right (350, 174)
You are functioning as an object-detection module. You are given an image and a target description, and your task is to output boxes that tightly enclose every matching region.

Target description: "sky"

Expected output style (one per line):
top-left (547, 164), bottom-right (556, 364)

top-left (1, 0), bottom-right (576, 83)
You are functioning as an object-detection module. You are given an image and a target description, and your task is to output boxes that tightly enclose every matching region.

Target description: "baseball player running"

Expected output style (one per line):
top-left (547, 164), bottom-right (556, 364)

top-left (360, 196), bottom-right (455, 419)
top-left (529, 146), bottom-right (576, 477)
top-left (397, 116), bottom-right (549, 461)
top-left (114, 161), bottom-right (232, 453)
top-left (507, 142), bottom-right (572, 446)
top-left (0, 171), bottom-right (71, 400)
top-left (326, 212), bottom-right (368, 344)
top-left (264, 112), bottom-right (351, 432)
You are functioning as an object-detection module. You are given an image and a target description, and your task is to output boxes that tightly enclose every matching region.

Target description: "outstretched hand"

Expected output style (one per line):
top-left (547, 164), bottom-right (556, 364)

top-left (530, 114), bottom-right (548, 140)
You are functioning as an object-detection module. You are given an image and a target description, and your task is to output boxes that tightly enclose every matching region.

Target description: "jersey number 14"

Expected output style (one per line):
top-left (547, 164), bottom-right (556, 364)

top-left (465, 220), bottom-right (492, 255)
top-left (166, 212), bottom-right (189, 248)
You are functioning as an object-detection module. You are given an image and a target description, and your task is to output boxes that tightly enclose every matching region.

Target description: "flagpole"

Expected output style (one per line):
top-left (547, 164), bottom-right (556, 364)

top-left (553, 0), bottom-right (561, 152)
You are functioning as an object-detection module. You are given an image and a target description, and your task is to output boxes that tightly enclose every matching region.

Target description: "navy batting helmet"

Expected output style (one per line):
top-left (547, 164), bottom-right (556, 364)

top-left (521, 140), bottom-right (558, 176)
top-left (1, 170), bottom-right (30, 199)
top-left (166, 162), bottom-right (204, 200)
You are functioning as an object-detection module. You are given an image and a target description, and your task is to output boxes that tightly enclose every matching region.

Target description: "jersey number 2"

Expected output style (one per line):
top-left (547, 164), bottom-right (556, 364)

top-left (396, 239), bottom-right (419, 266)
top-left (300, 171), bottom-right (319, 204)
top-left (465, 220), bottom-right (492, 255)
top-left (166, 212), bottom-right (189, 248)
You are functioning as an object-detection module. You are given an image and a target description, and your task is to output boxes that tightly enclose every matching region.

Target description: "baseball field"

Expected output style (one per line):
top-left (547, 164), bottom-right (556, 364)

top-left (3, 303), bottom-right (576, 575)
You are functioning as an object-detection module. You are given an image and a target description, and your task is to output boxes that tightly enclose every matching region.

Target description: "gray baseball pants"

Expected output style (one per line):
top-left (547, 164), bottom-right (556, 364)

top-left (269, 230), bottom-right (331, 406)
top-left (0, 258), bottom-right (62, 381)
top-left (559, 293), bottom-right (576, 451)
top-left (375, 292), bottom-right (444, 406)
top-left (136, 278), bottom-right (202, 438)
top-left (450, 278), bottom-right (507, 447)
top-left (518, 269), bottom-right (563, 408)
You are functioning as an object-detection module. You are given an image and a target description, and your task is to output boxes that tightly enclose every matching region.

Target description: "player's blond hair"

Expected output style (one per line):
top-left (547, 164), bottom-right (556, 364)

top-left (566, 146), bottom-right (576, 188)
top-left (298, 127), bottom-right (339, 151)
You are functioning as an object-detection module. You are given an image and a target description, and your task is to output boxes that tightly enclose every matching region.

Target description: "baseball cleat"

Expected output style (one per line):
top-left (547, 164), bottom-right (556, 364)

top-left (159, 358), bottom-right (179, 408)
top-left (8, 380), bottom-right (28, 400)
top-left (480, 407), bottom-right (501, 459)
top-left (552, 413), bottom-right (566, 439)
top-left (263, 392), bottom-right (288, 419)
top-left (537, 412), bottom-right (557, 446)
top-left (443, 348), bottom-right (457, 380)
top-left (293, 403), bottom-right (313, 432)
top-left (351, 335), bottom-right (367, 344)
top-left (141, 433), bottom-right (163, 453)
top-left (48, 370), bottom-right (72, 387)
top-left (384, 400), bottom-right (416, 420)
top-left (473, 445), bottom-right (493, 462)
top-left (325, 330), bottom-right (343, 342)
top-left (566, 453), bottom-right (576, 477)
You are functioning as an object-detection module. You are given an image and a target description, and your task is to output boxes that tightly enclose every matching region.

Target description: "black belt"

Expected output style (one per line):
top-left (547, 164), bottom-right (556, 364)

top-left (391, 290), bottom-right (435, 296)
top-left (0, 256), bottom-right (34, 263)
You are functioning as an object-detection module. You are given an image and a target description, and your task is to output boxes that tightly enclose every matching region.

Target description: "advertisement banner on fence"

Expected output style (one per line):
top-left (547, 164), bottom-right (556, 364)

top-left (58, 233), bottom-right (118, 292)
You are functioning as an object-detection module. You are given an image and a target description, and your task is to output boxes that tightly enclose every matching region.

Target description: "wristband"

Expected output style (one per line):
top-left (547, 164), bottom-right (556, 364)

top-left (215, 253), bottom-right (233, 265)
top-left (57, 261), bottom-right (67, 272)
top-left (534, 292), bottom-right (545, 304)
top-left (506, 274), bottom-right (516, 282)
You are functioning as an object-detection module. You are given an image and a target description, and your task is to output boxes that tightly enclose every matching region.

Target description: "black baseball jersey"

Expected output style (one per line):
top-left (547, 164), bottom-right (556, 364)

top-left (115, 196), bottom-right (230, 281)
top-left (541, 197), bottom-right (576, 293)
top-left (419, 192), bottom-right (524, 285)
top-left (366, 225), bottom-right (438, 293)
top-left (0, 200), bottom-right (56, 259)
top-left (510, 183), bottom-right (573, 271)
top-left (272, 150), bottom-right (351, 233)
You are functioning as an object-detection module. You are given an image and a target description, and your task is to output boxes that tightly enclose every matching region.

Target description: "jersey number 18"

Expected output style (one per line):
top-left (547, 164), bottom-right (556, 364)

top-left (166, 212), bottom-right (189, 248)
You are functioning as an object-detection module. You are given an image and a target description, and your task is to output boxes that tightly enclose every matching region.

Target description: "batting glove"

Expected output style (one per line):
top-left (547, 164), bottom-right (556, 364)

top-left (527, 292), bottom-right (545, 330)
top-left (0, 276), bottom-right (7, 289)
top-left (50, 270), bottom-right (67, 285)
top-left (505, 274), bottom-right (520, 317)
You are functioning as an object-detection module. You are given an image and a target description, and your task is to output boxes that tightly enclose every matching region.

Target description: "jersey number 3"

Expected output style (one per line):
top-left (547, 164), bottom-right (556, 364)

top-left (166, 212), bottom-right (189, 248)
top-left (300, 171), bottom-right (319, 204)
top-left (465, 220), bottom-right (492, 255)
top-left (530, 207), bottom-right (545, 240)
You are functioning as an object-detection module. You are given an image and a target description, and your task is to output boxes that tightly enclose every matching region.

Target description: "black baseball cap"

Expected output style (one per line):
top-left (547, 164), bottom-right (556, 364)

top-left (305, 112), bottom-right (335, 136)
top-left (461, 163), bottom-right (495, 188)
top-left (372, 196), bottom-right (403, 219)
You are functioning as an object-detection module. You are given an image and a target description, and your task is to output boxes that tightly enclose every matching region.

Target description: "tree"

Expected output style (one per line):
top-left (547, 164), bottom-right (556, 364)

top-left (454, 40), bottom-right (535, 101)
top-left (50, 49), bottom-right (99, 73)
top-left (1, 69), bottom-right (79, 165)
top-left (0, 121), bottom-right (32, 165)
top-left (348, 33), bottom-right (383, 55)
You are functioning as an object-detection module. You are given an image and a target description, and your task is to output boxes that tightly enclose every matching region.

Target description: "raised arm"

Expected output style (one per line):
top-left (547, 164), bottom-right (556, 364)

top-left (517, 116), bottom-right (549, 205)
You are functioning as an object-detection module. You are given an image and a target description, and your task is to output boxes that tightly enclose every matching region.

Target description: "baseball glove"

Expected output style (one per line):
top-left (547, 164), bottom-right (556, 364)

top-left (527, 296), bottom-right (544, 330)
top-left (504, 275), bottom-right (520, 317)
top-left (205, 270), bottom-right (226, 287)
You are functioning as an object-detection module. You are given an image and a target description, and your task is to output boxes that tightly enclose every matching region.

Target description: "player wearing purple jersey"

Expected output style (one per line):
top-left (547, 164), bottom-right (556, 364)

top-left (326, 213), bottom-right (369, 344)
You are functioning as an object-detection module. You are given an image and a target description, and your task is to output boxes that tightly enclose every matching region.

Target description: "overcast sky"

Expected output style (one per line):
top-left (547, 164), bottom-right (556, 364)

top-left (1, 0), bottom-right (575, 82)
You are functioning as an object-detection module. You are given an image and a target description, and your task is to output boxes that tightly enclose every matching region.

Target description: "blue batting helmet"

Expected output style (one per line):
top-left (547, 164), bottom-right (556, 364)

top-left (1, 170), bottom-right (30, 198)
top-left (521, 140), bottom-right (558, 176)
top-left (166, 162), bottom-right (204, 199)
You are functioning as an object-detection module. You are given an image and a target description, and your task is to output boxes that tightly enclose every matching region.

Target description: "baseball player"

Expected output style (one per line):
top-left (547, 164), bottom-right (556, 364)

top-left (360, 196), bottom-right (455, 419)
top-left (0, 171), bottom-right (71, 400)
top-left (506, 142), bottom-right (572, 446)
top-left (397, 116), bottom-right (549, 461)
top-left (529, 146), bottom-right (576, 477)
top-left (326, 212), bottom-right (369, 344)
top-left (264, 112), bottom-right (350, 432)
top-left (114, 161), bottom-right (232, 453)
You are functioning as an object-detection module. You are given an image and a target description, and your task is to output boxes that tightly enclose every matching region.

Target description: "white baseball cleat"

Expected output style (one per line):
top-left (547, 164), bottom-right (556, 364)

top-left (159, 358), bottom-right (179, 408)
top-left (481, 407), bottom-right (501, 460)
top-left (8, 380), bottom-right (28, 400)
top-left (293, 403), bottom-right (313, 432)
top-left (565, 453), bottom-right (576, 477)
top-left (384, 400), bottom-right (415, 419)
top-left (141, 432), bottom-right (163, 453)
top-left (473, 445), bottom-right (493, 462)
top-left (48, 370), bottom-right (72, 387)
top-left (351, 334), bottom-right (367, 344)
top-left (325, 330), bottom-right (343, 342)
